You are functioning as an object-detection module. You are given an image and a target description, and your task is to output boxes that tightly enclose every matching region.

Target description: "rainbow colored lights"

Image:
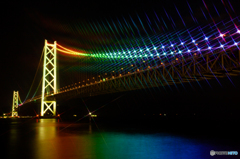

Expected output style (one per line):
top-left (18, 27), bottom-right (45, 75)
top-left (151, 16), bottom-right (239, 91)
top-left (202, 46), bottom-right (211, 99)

top-left (22, 0), bottom-right (240, 103)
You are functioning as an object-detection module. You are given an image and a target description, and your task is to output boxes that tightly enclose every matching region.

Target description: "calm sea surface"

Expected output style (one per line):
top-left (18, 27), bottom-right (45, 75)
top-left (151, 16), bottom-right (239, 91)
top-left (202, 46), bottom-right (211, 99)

top-left (0, 118), bottom-right (239, 159)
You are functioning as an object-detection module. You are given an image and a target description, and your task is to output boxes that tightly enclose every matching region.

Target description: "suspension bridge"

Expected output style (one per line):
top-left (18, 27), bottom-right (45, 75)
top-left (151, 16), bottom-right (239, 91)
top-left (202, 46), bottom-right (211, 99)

top-left (11, 16), bottom-right (240, 117)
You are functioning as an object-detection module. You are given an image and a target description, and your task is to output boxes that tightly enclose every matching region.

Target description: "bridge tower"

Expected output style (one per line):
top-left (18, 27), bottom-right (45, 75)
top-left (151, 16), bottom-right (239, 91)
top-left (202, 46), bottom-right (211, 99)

top-left (41, 40), bottom-right (57, 116)
top-left (12, 91), bottom-right (19, 117)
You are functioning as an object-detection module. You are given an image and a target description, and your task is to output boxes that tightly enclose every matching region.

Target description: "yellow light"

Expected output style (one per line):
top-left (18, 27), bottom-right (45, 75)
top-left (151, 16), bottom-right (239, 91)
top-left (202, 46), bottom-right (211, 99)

top-left (57, 48), bottom-right (88, 56)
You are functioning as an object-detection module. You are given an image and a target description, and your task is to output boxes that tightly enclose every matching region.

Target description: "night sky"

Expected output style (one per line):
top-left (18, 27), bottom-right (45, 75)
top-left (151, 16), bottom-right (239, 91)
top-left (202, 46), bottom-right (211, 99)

top-left (1, 0), bottom-right (240, 114)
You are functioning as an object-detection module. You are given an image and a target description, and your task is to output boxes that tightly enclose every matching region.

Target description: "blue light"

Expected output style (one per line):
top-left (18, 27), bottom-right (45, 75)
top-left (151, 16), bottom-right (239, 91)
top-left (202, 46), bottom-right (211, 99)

top-left (179, 51), bottom-right (182, 53)
top-left (147, 48), bottom-right (149, 51)
top-left (157, 53), bottom-right (159, 56)
top-left (205, 37), bottom-right (208, 40)
top-left (162, 46), bottom-right (165, 48)
top-left (181, 42), bottom-right (184, 45)
top-left (197, 48), bottom-right (200, 51)
top-left (235, 42), bottom-right (238, 46)
top-left (171, 44), bottom-right (173, 47)
top-left (188, 50), bottom-right (190, 52)
top-left (171, 52), bottom-right (173, 54)
top-left (208, 47), bottom-right (211, 49)
top-left (192, 40), bottom-right (195, 43)
top-left (154, 47), bottom-right (157, 50)
top-left (150, 54), bottom-right (153, 56)
top-left (163, 52), bottom-right (166, 55)
top-left (237, 30), bottom-right (240, 34)
top-left (221, 45), bottom-right (224, 48)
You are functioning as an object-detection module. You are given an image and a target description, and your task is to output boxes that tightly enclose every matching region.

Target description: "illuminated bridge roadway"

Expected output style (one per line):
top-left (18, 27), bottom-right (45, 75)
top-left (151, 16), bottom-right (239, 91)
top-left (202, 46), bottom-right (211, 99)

top-left (12, 17), bottom-right (240, 117)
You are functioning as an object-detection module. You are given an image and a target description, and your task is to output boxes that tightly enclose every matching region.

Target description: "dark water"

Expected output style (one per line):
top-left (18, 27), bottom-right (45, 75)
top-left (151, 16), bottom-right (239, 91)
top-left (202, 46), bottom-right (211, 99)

top-left (0, 118), bottom-right (239, 159)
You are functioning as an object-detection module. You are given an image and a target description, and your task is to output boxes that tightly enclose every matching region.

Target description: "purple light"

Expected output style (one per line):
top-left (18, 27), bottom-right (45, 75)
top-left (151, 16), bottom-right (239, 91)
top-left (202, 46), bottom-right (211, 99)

top-left (219, 33), bottom-right (224, 37)
top-left (221, 45), bottom-right (224, 48)
top-left (237, 30), bottom-right (240, 34)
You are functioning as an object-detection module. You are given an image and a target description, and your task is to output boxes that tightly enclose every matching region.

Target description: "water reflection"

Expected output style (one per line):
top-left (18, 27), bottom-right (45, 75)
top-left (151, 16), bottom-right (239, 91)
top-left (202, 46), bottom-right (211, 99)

top-left (1, 119), bottom-right (238, 159)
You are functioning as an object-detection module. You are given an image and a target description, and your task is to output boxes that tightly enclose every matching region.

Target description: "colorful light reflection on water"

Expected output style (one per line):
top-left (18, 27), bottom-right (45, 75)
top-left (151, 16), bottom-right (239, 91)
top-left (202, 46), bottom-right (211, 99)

top-left (0, 119), bottom-right (239, 159)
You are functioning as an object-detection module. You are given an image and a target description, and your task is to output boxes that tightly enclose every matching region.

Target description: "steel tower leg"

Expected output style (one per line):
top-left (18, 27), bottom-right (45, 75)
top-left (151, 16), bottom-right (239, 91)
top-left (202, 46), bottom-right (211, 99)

top-left (12, 91), bottom-right (19, 117)
top-left (41, 40), bottom-right (57, 117)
